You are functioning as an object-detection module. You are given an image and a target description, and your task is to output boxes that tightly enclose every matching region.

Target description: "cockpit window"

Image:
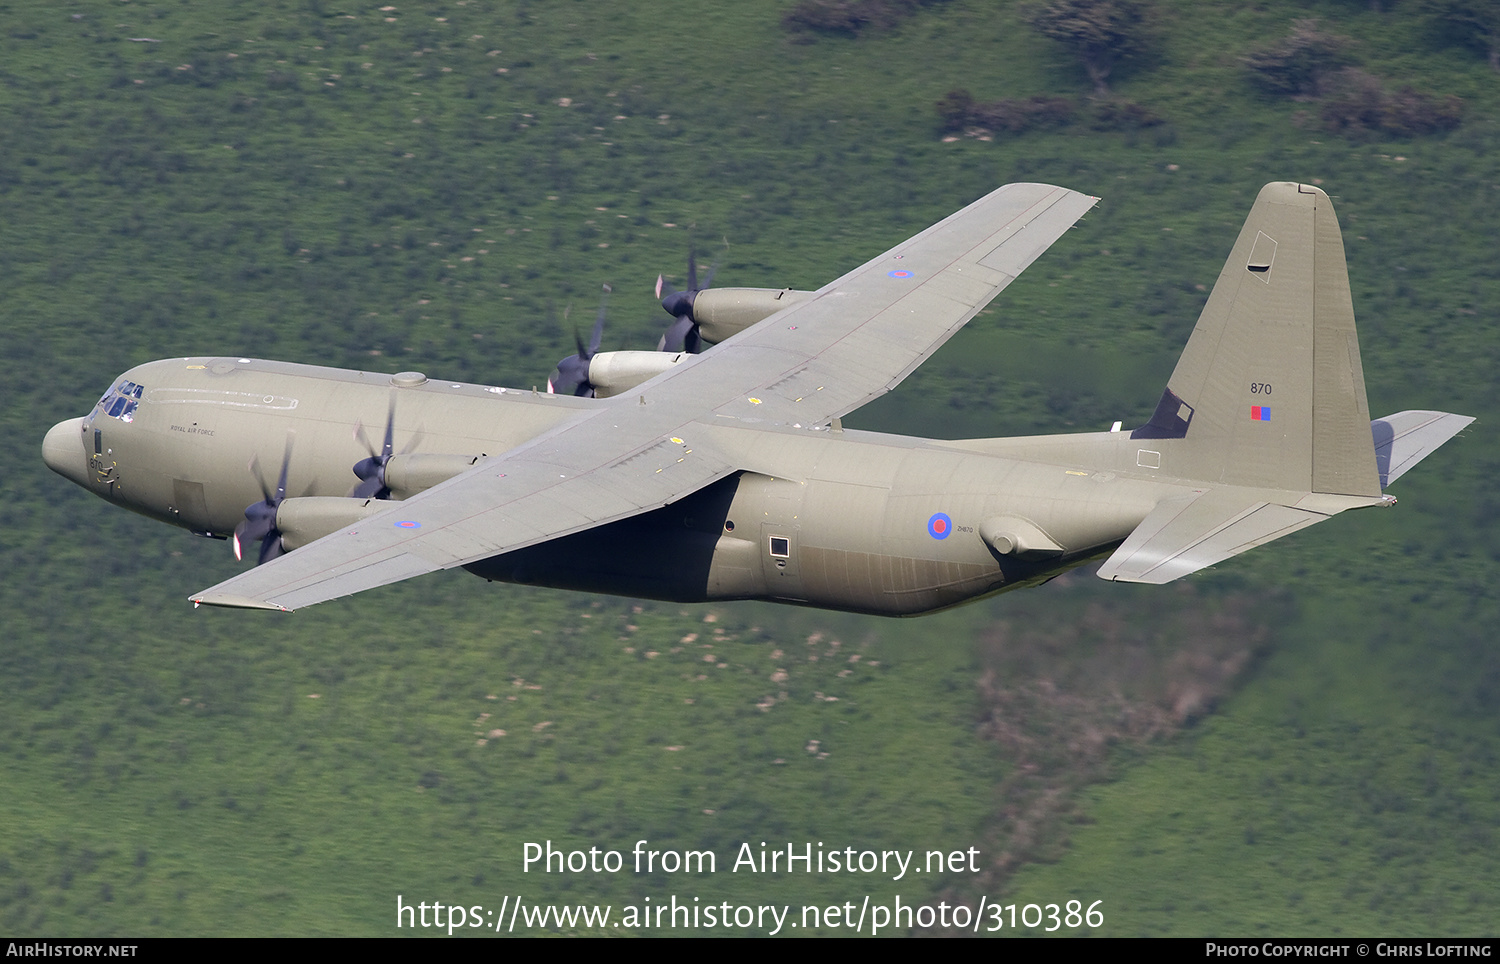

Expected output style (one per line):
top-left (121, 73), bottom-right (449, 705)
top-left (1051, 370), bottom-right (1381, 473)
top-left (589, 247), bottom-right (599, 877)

top-left (96, 379), bottom-right (144, 423)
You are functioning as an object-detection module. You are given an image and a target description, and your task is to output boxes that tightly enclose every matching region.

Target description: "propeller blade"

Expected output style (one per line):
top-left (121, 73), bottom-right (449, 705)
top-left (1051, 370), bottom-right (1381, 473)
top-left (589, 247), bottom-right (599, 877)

top-left (659, 316), bottom-right (696, 354)
top-left (258, 533), bottom-right (286, 566)
top-left (380, 392), bottom-right (396, 460)
top-left (586, 286), bottom-right (609, 358)
top-left (349, 391), bottom-right (402, 500)
top-left (545, 285), bottom-right (610, 397)
top-left (247, 454), bottom-right (270, 504)
top-left (233, 431), bottom-right (294, 565)
top-left (657, 252), bottom-right (717, 353)
top-left (274, 432), bottom-right (293, 503)
top-left (350, 472), bottom-right (385, 501)
top-left (352, 419), bottom-right (374, 458)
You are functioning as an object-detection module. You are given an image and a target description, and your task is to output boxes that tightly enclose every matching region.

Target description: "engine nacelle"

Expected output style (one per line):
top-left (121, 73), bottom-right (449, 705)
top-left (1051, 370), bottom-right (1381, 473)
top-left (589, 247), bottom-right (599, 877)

top-left (383, 453), bottom-right (483, 498)
top-left (690, 288), bottom-right (814, 344)
top-left (276, 454), bottom-right (485, 549)
top-left (276, 497), bottom-right (386, 551)
top-left (587, 350), bottom-right (689, 398)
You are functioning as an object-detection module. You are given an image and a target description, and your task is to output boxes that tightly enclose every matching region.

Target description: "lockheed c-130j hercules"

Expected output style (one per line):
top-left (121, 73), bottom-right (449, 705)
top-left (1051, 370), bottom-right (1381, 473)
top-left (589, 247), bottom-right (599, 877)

top-left (43, 182), bottom-right (1471, 615)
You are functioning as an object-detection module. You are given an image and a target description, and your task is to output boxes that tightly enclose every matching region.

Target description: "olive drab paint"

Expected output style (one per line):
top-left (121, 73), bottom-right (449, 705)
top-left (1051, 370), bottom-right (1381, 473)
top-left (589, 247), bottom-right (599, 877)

top-left (42, 184), bottom-right (1471, 614)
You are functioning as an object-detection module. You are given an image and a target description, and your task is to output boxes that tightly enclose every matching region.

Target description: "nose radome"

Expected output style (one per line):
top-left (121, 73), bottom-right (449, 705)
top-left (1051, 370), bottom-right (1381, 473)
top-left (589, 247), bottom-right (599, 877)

top-left (43, 418), bottom-right (90, 488)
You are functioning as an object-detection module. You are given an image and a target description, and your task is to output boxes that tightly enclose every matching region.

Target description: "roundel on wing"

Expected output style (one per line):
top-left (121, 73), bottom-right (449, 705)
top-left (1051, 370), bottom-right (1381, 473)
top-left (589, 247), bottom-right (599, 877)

top-left (927, 512), bottom-right (952, 540)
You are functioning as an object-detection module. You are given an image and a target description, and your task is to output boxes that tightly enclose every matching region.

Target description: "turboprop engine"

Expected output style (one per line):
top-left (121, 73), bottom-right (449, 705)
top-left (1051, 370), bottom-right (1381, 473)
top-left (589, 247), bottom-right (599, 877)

top-left (585, 350), bottom-right (690, 398)
top-left (274, 453), bottom-right (485, 550)
top-left (684, 287), bottom-right (814, 344)
top-left (274, 497), bottom-right (386, 551)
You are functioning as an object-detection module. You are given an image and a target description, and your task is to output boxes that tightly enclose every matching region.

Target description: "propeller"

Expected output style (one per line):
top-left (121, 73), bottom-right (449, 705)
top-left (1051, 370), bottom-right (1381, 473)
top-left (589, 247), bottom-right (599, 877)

top-left (351, 391), bottom-right (399, 500)
top-left (350, 388), bottom-right (425, 499)
top-left (655, 251), bottom-right (716, 354)
top-left (233, 432), bottom-right (294, 566)
top-left (546, 286), bottom-right (610, 397)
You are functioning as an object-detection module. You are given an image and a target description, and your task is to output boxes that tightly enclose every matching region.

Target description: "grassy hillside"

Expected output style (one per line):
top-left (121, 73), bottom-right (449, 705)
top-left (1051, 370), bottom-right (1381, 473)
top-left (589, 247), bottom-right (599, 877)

top-left (3, 0), bottom-right (1497, 935)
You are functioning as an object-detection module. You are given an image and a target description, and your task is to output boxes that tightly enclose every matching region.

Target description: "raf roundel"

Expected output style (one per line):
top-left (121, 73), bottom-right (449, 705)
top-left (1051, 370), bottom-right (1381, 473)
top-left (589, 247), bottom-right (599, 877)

top-left (927, 512), bottom-right (952, 540)
top-left (887, 269), bottom-right (913, 279)
top-left (395, 520), bottom-right (422, 529)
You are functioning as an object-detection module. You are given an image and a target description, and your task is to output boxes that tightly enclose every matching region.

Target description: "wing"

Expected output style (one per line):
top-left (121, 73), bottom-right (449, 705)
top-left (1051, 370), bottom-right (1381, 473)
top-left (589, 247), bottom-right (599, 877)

top-left (192, 406), bottom-right (740, 610)
top-left (192, 182), bottom-right (1094, 611)
top-left (694, 182), bottom-right (1097, 427)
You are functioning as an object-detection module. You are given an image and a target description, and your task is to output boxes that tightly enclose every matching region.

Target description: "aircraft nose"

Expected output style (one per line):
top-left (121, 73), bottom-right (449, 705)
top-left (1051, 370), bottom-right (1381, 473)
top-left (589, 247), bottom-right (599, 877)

top-left (43, 417), bottom-right (91, 488)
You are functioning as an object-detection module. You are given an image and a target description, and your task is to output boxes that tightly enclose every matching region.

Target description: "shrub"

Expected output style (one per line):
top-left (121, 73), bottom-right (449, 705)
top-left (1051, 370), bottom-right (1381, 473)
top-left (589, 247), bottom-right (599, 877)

top-left (1029, 0), bottom-right (1160, 95)
top-left (1319, 68), bottom-right (1463, 136)
top-left (1430, 0), bottom-right (1500, 72)
top-left (783, 0), bottom-right (867, 35)
top-left (1090, 98), bottom-right (1163, 130)
top-left (1243, 19), bottom-right (1356, 98)
top-left (935, 89), bottom-right (975, 132)
top-left (783, 0), bottom-right (947, 37)
top-left (1318, 67), bottom-right (1387, 132)
top-left (972, 95), bottom-right (1076, 132)
top-left (1380, 85), bottom-right (1464, 135)
top-left (934, 89), bottom-right (1076, 135)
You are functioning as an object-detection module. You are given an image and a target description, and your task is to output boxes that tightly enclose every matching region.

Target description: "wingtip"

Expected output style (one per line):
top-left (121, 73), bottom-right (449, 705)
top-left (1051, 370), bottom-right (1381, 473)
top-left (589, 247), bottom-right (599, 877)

top-left (189, 593), bottom-right (293, 612)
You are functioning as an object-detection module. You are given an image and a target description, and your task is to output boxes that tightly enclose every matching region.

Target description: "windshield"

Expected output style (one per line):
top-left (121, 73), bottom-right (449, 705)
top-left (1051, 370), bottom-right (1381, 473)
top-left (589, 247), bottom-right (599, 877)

top-left (93, 379), bottom-right (145, 423)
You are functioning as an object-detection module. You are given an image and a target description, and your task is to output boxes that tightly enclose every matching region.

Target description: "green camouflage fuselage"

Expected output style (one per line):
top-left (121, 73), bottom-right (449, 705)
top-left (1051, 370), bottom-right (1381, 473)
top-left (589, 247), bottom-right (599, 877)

top-left (48, 355), bottom-right (1172, 615)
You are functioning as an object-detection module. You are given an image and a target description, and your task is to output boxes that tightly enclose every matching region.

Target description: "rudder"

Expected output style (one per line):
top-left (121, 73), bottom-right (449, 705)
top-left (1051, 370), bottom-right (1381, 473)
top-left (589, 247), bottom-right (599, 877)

top-left (1133, 182), bottom-right (1380, 497)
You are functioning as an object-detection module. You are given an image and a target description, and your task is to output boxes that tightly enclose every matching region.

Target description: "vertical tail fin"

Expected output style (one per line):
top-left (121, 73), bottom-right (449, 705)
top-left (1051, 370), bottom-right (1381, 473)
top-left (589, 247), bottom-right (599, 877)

top-left (1134, 182), bottom-right (1380, 497)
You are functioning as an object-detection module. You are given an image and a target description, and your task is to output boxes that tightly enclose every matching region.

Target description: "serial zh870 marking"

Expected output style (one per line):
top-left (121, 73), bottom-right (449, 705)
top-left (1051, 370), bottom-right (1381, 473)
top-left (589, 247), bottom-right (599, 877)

top-left (42, 183), bottom-right (1470, 615)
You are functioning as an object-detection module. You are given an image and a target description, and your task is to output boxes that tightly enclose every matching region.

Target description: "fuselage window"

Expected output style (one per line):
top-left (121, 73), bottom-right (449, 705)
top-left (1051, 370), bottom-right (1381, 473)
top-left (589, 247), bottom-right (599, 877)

top-left (769, 536), bottom-right (790, 558)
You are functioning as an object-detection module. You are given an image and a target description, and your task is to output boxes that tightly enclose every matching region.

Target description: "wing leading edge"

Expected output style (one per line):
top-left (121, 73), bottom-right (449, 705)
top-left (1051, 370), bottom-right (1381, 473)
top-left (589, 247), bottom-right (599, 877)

top-left (191, 183), bottom-right (1095, 610)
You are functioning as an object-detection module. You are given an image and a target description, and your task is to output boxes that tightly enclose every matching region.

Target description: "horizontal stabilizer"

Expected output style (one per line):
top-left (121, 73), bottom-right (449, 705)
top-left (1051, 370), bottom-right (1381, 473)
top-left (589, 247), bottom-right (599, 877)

top-left (1098, 490), bottom-right (1332, 584)
top-left (1372, 411), bottom-right (1474, 490)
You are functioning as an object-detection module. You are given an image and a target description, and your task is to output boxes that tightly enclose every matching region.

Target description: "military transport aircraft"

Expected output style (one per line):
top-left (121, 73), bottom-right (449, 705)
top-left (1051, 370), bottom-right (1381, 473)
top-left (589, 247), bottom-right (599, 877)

top-left (42, 182), bottom-right (1471, 615)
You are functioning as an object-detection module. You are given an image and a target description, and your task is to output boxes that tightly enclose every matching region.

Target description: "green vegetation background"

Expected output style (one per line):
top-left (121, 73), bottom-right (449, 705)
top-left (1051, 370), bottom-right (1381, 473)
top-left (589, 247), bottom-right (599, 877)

top-left (3, 0), bottom-right (1496, 936)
